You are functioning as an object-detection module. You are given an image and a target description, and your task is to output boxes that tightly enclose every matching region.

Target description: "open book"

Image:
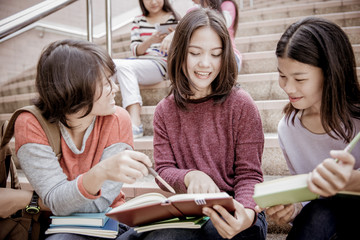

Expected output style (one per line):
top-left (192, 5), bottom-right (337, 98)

top-left (134, 216), bottom-right (209, 233)
top-left (253, 174), bottom-right (360, 208)
top-left (106, 192), bottom-right (234, 226)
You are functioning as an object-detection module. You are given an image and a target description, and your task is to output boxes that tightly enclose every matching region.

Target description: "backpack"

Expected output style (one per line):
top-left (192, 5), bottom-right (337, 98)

top-left (0, 105), bottom-right (61, 240)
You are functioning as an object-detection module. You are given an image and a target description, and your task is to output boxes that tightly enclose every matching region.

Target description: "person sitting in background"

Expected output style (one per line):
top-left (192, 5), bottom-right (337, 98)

top-left (258, 17), bottom-right (360, 240)
top-left (113, 0), bottom-right (180, 138)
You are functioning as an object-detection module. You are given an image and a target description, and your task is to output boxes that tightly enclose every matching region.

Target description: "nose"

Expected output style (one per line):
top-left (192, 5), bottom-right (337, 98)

top-left (111, 80), bottom-right (119, 93)
top-left (198, 54), bottom-right (211, 68)
top-left (280, 79), bottom-right (296, 94)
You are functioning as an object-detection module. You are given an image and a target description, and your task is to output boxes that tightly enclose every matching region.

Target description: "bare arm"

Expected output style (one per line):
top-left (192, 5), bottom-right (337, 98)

top-left (0, 189), bottom-right (49, 218)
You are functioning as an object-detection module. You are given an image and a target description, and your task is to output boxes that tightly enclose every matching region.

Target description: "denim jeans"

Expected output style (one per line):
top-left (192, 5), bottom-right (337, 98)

top-left (141, 211), bottom-right (267, 240)
top-left (287, 195), bottom-right (360, 240)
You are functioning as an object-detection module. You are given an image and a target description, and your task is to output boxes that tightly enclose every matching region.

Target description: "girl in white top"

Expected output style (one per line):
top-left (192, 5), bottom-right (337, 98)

top-left (260, 17), bottom-right (360, 239)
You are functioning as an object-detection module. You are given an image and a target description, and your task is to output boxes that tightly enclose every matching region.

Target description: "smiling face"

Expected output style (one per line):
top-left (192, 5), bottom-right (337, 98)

top-left (277, 57), bottom-right (324, 113)
top-left (185, 26), bottom-right (222, 99)
top-left (90, 74), bottom-right (119, 116)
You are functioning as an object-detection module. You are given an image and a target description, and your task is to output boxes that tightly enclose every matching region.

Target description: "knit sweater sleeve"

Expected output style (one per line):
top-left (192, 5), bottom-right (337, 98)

top-left (153, 99), bottom-right (193, 193)
top-left (232, 90), bottom-right (264, 210)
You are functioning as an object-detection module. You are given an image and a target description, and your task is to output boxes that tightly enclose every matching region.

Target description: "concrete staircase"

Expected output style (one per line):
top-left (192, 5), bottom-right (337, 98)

top-left (1, 0), bottom-right (360, 239)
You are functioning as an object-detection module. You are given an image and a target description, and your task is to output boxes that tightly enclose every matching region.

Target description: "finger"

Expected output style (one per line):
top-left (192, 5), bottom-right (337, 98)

top-left (319, 160), bottom-right (348, 189)
top-left (266, 204), bottom-right (284, 216)
top-left (203, 207), bottom-right (231, 238)
top-left (127, 150), bottom-right (152, 167)
top-left (330, 150), bottom-right (355, 165)
top-left (255, 205), bottom-right (266, 213)
top-left (307, 171), bottom-right (335, 196)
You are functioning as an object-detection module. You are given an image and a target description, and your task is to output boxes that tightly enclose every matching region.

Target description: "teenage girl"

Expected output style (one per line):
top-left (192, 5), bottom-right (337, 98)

top-left (14, 39), bottom-right (153, 240)
top-left (147, 8), bottom-right (267, 240)
top-left (114, 0), bottom-right (180, 138)
top-left (263, 17), bottom-right (360, 239)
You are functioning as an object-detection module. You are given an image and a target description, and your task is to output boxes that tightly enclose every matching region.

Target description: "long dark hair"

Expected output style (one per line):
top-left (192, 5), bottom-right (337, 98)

top-left (276, 17), bottom-right (360, 142)
top-left (35, 39), bottom-right (116, 128)
top-left (167, 8), bottom-right (237, 110)
top-left (200, 0), bottom-right (239, 36)
top-left (138, 0), bottom-right (180, 21)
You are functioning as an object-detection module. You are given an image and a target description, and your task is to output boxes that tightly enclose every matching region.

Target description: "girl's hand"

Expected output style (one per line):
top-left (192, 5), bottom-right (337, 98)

top-left (159, 31), bottom-right (175, 55)
top-left (83, 150), bottom-right (152, 195)
top-left (202, 200), bottom-right (255, 239)
top-left (100, 150), bottom-right (152, 183)
top-left (264, 203), bottom-right (302, 225)
top-left (184, 170), bottom-right (220, 194)
top-left (308, 150), bottom-right (355, 197)
top-left (149, 31), bottom-right (167, 45)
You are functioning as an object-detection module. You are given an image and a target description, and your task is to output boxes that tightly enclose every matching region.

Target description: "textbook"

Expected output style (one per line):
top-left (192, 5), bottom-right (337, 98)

top-left (254, 131), bottom-right (360, 208)
top-left (50, 208), bottom-right (111, 227)
top-left (253, 174), bottom-right (360, 208)
top-left (45, 217), bottom-right (118, 239)
top-left (106, 192), bottom-right (235, 227)
top-left (134, 216), bottom-right (209, 233)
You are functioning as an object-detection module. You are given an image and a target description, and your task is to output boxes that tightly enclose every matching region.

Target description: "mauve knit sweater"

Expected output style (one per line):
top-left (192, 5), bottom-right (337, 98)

top-left (153, 88), bottom-right (264, 210)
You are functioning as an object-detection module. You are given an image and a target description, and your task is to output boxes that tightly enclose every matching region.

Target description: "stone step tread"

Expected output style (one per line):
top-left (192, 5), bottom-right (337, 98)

top-left (239, 0), bottom-right (359, 19)
top-left (239, 10), bottom-right (360, 28)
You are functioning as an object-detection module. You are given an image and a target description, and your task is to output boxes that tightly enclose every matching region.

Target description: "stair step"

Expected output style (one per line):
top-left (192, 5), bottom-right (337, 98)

top-left (239, 0), bottom-right (360, 22)
top-left (237, 11), bottom-right (360, 36)
top-left (236, 26), bottom-right (360, 52)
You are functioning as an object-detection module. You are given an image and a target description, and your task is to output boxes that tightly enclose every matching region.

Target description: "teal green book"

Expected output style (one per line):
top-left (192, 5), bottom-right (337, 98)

top-left (46, 217), bottom-right (118, 239)
top-left (50, 208), bottom-right (111, 227)
top-left (133, 216), bottom-right (209, 233)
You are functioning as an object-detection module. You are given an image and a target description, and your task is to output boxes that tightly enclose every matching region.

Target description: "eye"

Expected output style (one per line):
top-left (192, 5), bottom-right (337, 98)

top-left (295, 79), bottom-right (307, 82)
top-left (211, 53), bottom-right (222, 57)
top-left (189, 51), bottom-right (200, 56)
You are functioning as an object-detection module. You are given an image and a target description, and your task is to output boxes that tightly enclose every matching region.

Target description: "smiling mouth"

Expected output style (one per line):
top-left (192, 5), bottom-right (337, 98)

top-left (195, 71), bottom-right (211, 77)
top-left (289, 96), bottom-right (302, 102)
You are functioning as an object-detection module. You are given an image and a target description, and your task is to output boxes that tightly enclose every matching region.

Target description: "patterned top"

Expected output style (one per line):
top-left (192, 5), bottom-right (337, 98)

top-left (130, 14), bottom-right (177, 78)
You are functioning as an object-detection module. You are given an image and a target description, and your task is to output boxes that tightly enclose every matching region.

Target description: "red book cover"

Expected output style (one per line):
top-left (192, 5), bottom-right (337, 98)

top-left (106, 192), bottom-right (235, 226)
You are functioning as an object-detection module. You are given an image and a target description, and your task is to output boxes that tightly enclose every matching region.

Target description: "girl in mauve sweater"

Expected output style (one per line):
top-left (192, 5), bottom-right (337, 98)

top-left (150, 8), bottom-right (267, 240)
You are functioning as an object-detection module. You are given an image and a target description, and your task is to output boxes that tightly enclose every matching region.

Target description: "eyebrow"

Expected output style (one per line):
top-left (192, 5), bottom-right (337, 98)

top-left (277, 68), bottom-right (308, 75)
top-left (188, 45), bottom-right (223, 50)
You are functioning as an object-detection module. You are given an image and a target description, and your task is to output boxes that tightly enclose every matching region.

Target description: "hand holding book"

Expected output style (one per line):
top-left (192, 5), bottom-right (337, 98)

top-left (308, 150), bottom-right (356, 197)
top-left (253, 132), bottom-right (360, 209)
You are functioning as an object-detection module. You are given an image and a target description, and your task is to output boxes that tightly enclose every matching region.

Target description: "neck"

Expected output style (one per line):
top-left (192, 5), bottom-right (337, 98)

top-left (65, 113), bottom-right (95, 149)
top-left (300, 110), bottom-right (325, 134)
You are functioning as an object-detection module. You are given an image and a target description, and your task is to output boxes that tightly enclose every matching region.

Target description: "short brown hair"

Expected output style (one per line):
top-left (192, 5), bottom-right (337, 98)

top-left (167, 8), bottom-right (238, 110)
top-left (34, 39), bottom-right (116, 127)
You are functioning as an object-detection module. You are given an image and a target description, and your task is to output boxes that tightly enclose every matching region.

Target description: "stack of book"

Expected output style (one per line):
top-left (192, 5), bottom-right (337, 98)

top-left (45, 208), bottom-right (118, 239)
